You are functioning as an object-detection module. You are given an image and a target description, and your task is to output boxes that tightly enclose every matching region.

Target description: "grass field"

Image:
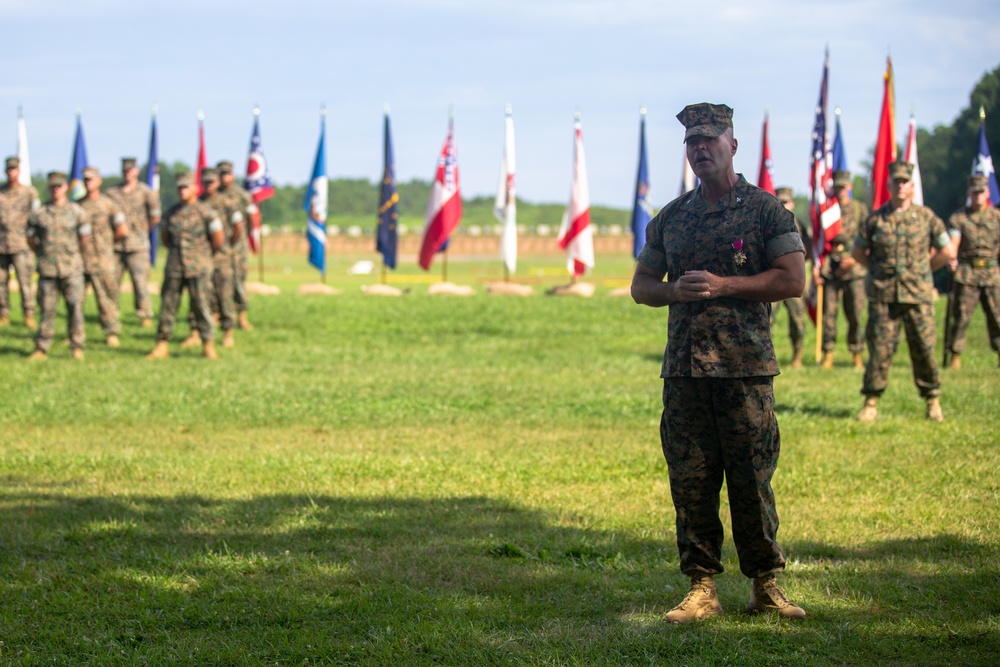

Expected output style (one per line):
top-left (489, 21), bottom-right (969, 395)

top-left (0, 249), bottom-right (998, 666)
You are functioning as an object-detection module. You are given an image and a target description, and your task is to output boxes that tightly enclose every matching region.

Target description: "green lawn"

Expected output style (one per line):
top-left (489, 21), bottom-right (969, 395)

top-left (0, 251), bottom-right (997, 665)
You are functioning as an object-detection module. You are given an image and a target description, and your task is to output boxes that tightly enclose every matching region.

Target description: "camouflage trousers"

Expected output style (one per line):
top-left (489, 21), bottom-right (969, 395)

top-left (233, 246), bottom-right (249, 313)
top-left (771, 296), bottom-right (806, 350)
top-left (862, 301), bottom-right (940, 399)
top-left (35, 275), bottom-right (85, 352)
top-left (660, 377), bottom-right (786, 578)
top-left (197, 253), bottom-right (235, 332)
top-left (946, 282), bottom-right (1000, 354)
top-left (84, 268), bottom-right (121, 336)
top-left (156, 273), bottom-right (215, 343)
top-left (0, 250), bottom-right (36, 318)
top-left (113, 250), bottom-right (153, 320)
top-left (821, 277), bottom-right (865, 353)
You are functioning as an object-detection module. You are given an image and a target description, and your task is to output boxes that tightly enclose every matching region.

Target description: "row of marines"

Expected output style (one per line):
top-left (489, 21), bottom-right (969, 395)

top-left (0, 157), bottom-right (258, 360)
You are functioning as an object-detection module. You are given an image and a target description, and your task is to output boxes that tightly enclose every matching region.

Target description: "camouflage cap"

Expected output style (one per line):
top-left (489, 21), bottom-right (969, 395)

top-left (47, 171), bottom-right (68, 186)
top-left (969, 174), bottom-right (989, 191)
top-left (82, 166), bottom-right (100, 180)
top-left (201, 167), bottom-right (220, 182)
top-left (888, 160), bottom-right (914, 182)
top-left (832, 170), bottom-right (852, 187)
top-left (216, 160), bottom-right (234, 174)
top-left (676, 103), bottom-right (733, 142)
top-left (5, 156), bottom-right (19, 170)
top-left (775, 187), bottom-right (793, 203)
top-left (121, 157), bottom-right (138, 171)
top-left (174, 172), bottom-right (195, 188)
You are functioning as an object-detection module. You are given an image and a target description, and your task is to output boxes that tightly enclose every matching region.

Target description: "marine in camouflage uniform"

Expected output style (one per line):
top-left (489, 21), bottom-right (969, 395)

top-left (819, 171), bottom-right (869, 368)
top-left (632, 103), bottom-right (807, 622)
top-left (944, 174), bottom-right (1000, 368)
top-left (79, 167), bottom-right (128, 345)
top-left (0, 156), bottom-right (41, 327)
top-left (852, 160), bottom-right (954, 422)
top-left (105, 157), bottom-right (161, 325)
top-left (217, 160), bottom-right (257, 330)
top-left (770, 187), bottom-right (812, 368)
top-left (26, 172), bottom-right (91, 359)
top-left (146, 172), bottom-right (224, 360)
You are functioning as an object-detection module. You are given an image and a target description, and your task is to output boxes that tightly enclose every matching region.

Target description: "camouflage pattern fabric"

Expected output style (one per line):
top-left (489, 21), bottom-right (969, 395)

top-left (660, 377), bottom-right (786, 578)
top-left (27, 201), bottom-right (89, 351)
top-left (156, 274), bottom-right (214, 343)
top-left (0, 182), bottom-right (40, 318)
top-left (862, 301), bottom-right (940, 398)
top-left (638, 174), bottom-right (805, 378)
top-left (106, 181), bottom-right (160, 320)
top-left (199, 192), bottom-right (237, 331)
top-left (80, 195), bottom-right (126, 335)
top-left (946, 282), bottom-right (1000, 353)
top-left (855, 203), bottom-right (950, 304)
top-left (821, 277), bottom-right (865, 353)
top-left (946, 205), bottom-right (1000, 354)
top-left (217, 185), bottom-right (255, 313)
top-left (772, 216), bottom-right (811, 350)
top-left (821, 199), bottom-right (869, 281)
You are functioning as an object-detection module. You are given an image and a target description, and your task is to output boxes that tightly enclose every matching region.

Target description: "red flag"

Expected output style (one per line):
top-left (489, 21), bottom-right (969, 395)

top-left (871, 57), bottom-right (896, 210)
top-left (195, 115), bottom-right (207, 197)
top-left (418, 115), bottom-right (462, 271)
top-left (557, 117), bottom-right (594, 278)
top-left (756, 113), bottom-right (775, 195)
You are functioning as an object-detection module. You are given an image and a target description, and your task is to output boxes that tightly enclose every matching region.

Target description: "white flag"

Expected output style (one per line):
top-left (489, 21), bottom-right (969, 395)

top-left (16, 107), bottom-right (31, 187)
top-left (557, 117), bottom-right (594, 277)
top-left (905, 114), bottom-right (924, 206)
top-left (493, 109), bottom-right (517, 274)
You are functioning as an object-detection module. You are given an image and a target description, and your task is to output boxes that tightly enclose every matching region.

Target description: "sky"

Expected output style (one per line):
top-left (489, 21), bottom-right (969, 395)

top-left (1, 0), bottom-right (998, 210)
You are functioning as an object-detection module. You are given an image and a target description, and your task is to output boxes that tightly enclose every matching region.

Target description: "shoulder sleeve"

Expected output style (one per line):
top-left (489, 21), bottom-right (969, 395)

top-left (636, 205), bottom-right (670, 274)
top-left (761, 196), bottom-right (804, 263)
top-left (928, 210), bottom-right (949, 249)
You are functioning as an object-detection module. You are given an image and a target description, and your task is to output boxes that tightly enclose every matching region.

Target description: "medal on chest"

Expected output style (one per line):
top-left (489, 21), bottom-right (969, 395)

top-left (732, 238), bottom-right (747, 266)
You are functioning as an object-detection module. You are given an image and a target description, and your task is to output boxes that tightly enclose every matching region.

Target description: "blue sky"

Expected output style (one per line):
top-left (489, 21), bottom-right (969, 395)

top-left (2, 0), bottom-right (998, 209)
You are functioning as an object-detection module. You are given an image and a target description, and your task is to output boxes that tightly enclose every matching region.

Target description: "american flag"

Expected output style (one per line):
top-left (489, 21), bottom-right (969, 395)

top-left (809, 50), bottom-right (841, 261)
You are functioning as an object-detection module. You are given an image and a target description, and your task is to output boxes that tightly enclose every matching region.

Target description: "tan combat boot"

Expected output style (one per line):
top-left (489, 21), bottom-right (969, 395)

top-left (221, 329), bottom-right (235, 348)
top-left (202, 339), bottom-right (218, 360)
top-left (179, 329), bottom-right (202, 348)
top-left (926, 397), bottom-right (944, 422)
top-left (26, 348), bottom-right (47, 361)
top-left (24, 315), bottom-right (37, 330)
top-left (820, 351), bottom-right (834, 369)
top-left (790, 346), bottom-right (803, 369)
top-left (106, 334), bottom-right (120, 348)
top-left (140, 317), bottom-right (153, 328)
top-left (0, 314), bottom-right (9, 325)
top-left (947, 354), bottom-right (961, 370)
top-left (664, 575), bottom-right (723, 623)
top-left (749, 575), bottom-right (806, 619)
top-left (853, 353), bottom-right (864, 369)
top-left (238, 311), bottom-right (254, 331)
top-left (71, 348), bottom-right (84, 361)
top-left (857, 396), bottom-right (878, 423)
top-left (146, 341), bottom-right (170, 360)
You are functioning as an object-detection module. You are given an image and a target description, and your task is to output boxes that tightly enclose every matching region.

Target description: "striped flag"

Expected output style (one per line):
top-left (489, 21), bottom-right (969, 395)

top-left (68, 113), bottom-right (88, 201)
top-left (195, 114), bottom-right (207, 197)
top-left (376, 110), bottom-right (399, 270)
top-left (871, 56), bottom-right (897, 210)
top-left (146, 110), bottom-right (160, 265)
top-left (244, 109), bottom-right (274, 253)
top-left (630, 109), bottom-right (652, 260)
top-left (904, 112), bottom-right (923, 206)
top-left (557, 116), bottom-right (593, 278)
top-left (16, 107), bottom-right (31, 187)
top-left (809, 50), bottom-right (841, 261)
top-left (304, 111), bottom-right (328, 273)
top-left (493, 107), bottom-right (517, 274)
top-left (419, 113), bottom-right (462, 271)
top-left (756, 112), bottom-right (776, 195)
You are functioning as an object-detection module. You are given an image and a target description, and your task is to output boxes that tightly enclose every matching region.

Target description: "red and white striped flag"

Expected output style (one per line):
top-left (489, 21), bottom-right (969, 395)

top-left (418, 114), bottom-right (462, 271)
top-left (757, 112), bottom-right (776, 195)
top-left (557, 116), bottom-right (593, 278)
top-left (809, 50), bottom-right (841, 261)
top-left (195, 113), bottom-right (207, 197)
top-left (904, 112), bottom-right (923, 206)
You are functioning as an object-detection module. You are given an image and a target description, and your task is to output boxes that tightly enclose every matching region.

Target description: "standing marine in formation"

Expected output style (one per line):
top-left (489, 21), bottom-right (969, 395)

top-left (217, 160), bottom-right (257, 331)
top-left (772, 186), bottom-right (812, 368)
top-left (0, 156), bottom-right (41, 328)
top-left (79, 166), bottom-right (128, 347)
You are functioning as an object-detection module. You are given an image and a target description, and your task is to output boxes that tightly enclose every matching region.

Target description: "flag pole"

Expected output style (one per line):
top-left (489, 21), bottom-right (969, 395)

top-left (442, 250), bottom-right (448, 283)
top-left (253, 106), bottom-right (266, 284)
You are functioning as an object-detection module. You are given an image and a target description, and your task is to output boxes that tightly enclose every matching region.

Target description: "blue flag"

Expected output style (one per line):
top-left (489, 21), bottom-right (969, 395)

top-left (973, 118), bottom-right (1000, 205)
top-left (831, 112), bottom-right (848, 173)
top-left (68, 114), bottom-right (88, 201)
top-left (146, 112), bottom-right (160, 265)
top-left (376, 112), bottom-right (399, 269)
top-left (630, 112), bottom-right (652, 260)
top-left (304, 114), bottom-right (328, 273)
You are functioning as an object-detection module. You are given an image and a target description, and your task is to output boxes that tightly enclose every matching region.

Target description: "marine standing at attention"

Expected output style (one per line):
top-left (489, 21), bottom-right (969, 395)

top-left (0, 156), bottom-right (41, 328)
top-left (79, 166), bottom-right (128, 348)
top-left (631, 103), bottom-right (807, 623)
top-left (217, 160), bottom-right (257, 331)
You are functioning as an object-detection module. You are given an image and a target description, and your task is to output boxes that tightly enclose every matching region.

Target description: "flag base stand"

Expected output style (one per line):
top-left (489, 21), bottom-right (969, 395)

top-left (362, 284), bottom-right (406, 297)
top-left (546, 281), bottom-right (595, 297)
top-left (607, 286), bottom-right (632, 298)
top-left (297, 283), bottom-right (342, 296)
top-left (246, 281), bottom-right (281, 296)
top-left (428, 281), bottom-right (475, 296)
top-left (486, 282), bottom-right (534, 297)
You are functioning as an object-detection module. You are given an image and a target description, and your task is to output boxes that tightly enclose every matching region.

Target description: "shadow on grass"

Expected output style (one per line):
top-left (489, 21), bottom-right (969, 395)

top-left (0, 492), bottom-right (996, 665)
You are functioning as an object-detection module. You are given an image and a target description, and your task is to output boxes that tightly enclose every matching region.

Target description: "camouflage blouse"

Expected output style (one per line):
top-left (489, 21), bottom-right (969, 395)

top-left (0, 182), bottom-right (41, 254)
top-left (161, 201), bottom-right (223, 278)
top-left (948, 205), bottom-right (1000, 287)
top-left (28, 202), bottom-right (91, 278)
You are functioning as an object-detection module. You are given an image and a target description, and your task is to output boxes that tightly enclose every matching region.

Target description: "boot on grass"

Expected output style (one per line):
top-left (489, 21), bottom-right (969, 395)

top-left (926, 397), bottom-right (944, 423)
top-left (106, 334), bottom-right (120, 348)
top-left (820, 351), bottom-right (834, 369)
top-left (24, 315), bottom-right (37, 330)
top-left (790, 346), bottom-right (803, 369)
top-left (202, 339), bottom-right (218, 360)
top-left (221, 329), bottom-right (235, 348)
top-left (238, 311), bottom-right (254, 331)
top-left (852, 353), bottom-right (864, 369)
top-left (947, 354), bottom-right (961, 370)
top-left (857, 396), bottom-right (878, 423)
top-left (179, 329), bottom-right (202, 348)
top-left (27, 348), bottom-right (46, 361)
top-left (748, 574), bottom-right (806, 619)
top-left (146, 341), bottom-right (170, 360)
top-left (664, 575), bottom-right (722, 623)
